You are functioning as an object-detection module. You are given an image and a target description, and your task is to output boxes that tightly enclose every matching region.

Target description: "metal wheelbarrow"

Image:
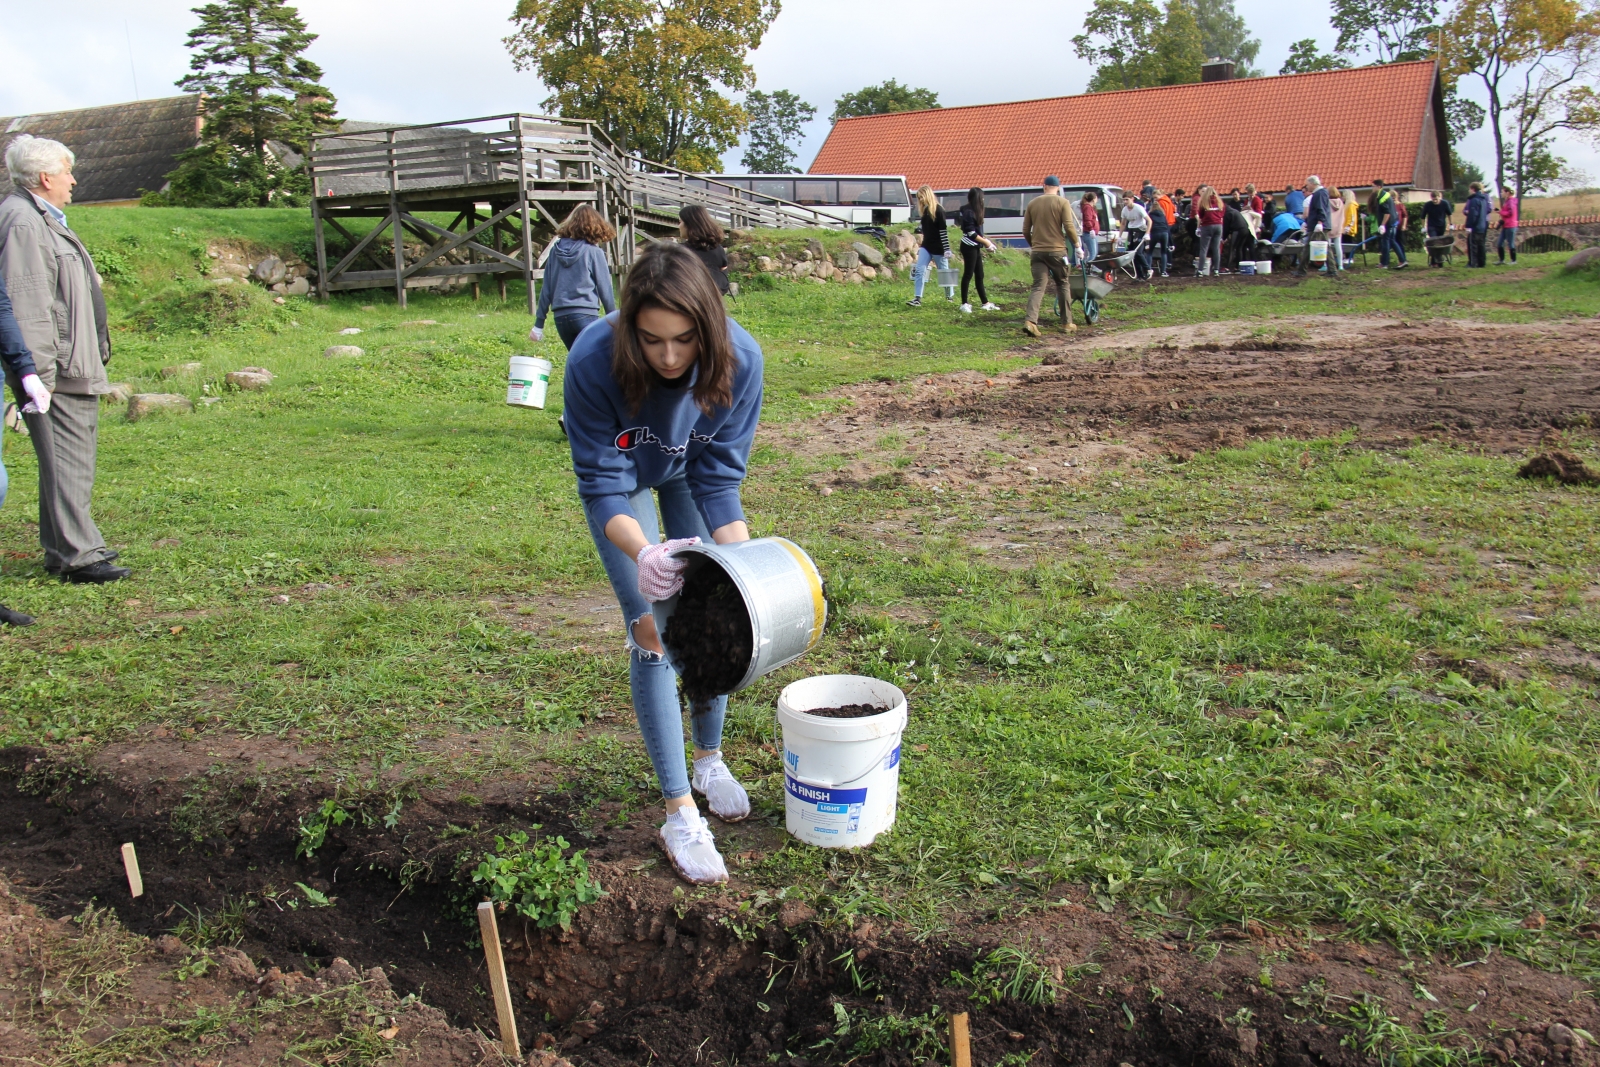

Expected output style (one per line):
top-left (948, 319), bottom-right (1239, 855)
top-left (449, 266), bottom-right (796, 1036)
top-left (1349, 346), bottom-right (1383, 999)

top-left (1061, 257), bottom-right (1114, 324)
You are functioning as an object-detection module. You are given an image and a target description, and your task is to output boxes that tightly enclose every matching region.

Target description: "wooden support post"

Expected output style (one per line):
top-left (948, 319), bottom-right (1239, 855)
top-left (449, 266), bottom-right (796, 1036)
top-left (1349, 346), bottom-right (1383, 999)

top-left (948, 1012), bottom-right (971, 1067)
top-left (388, 130), bottom-right (406, 309)
top-left (476, 902), bottom-right (520, 1059)
top-left (515, 115), bottom-right (537, 316)
top-left (121, 842), bottom-right (144, 898)
top-left (311, 198), bottom-right (329, 301)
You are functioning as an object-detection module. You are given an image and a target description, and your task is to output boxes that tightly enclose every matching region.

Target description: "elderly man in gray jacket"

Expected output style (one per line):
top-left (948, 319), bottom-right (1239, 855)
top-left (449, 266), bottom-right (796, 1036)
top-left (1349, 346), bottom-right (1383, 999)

top-left (0, 135), bottom-right (129, 583)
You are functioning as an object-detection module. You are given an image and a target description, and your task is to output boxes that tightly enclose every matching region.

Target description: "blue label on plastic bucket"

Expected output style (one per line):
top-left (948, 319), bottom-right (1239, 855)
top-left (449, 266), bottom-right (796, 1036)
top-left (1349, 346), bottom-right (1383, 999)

top-left (784, 749), bottom-right (799, 772)
top-left (884, 745), bottom-right (901, 770)
top-left (785, 777), bottom-right (867, 806)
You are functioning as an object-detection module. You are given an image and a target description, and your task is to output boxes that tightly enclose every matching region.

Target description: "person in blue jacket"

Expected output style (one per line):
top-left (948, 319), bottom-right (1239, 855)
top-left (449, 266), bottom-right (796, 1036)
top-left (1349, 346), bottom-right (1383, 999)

top-left (1463, 182), bottom-right (1492, 268)
top-left (530, 205), bottom-right (617, 350)
top-left (1, 273), bottom-right (42, 626)
top-left (562, 241), bottom-right (762, 885)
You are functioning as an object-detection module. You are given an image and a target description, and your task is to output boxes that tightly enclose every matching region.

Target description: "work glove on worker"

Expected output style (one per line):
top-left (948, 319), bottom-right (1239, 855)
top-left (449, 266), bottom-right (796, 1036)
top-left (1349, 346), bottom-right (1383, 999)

top-left (19, 374), bottom-right (50, 415)
top-left (636, 537), bottom-right (700, 602)
top-left (528, 326), bottom-right (544, 343)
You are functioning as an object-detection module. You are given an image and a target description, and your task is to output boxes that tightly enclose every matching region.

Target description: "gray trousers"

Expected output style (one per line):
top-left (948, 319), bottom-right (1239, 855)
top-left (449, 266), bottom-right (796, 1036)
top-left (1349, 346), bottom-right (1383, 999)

top-left (21, 392), bottom-right (109, 573)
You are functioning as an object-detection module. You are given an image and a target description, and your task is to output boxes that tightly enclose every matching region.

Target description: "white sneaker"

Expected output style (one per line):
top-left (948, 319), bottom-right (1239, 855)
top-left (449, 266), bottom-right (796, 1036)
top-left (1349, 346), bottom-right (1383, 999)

top-left (692, 752), bottom-right (751, 822)
top-left (659, 806), bottom-right (728, 884)
top-left (959, 303), bottom-right (972, 314)
top-left (981, 302), bottom-right (1001, 311)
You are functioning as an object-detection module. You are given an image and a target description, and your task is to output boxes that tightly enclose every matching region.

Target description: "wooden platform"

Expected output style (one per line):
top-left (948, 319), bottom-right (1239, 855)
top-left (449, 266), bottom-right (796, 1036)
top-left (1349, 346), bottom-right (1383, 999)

top-left (307, 113), bottom-right (846, 310)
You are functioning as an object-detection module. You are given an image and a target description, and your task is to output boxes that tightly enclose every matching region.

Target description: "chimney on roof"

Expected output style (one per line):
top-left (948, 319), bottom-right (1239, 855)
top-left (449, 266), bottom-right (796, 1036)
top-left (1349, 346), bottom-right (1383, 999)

top-left (1201, 58), bottom-right (1235, 82)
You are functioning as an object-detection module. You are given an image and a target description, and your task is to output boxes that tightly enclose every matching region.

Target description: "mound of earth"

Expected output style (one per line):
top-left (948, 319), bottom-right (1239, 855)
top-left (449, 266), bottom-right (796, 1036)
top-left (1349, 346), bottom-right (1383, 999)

top-left (780, 318), bottom-right (1600, 490)
top-left (3, 743), bottom-right (1598, 1065)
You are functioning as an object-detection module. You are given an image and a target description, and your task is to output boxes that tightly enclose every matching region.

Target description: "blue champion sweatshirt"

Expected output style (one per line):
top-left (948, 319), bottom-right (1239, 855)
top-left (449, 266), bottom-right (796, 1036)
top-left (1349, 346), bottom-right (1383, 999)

top-left (563, 312), bottom-right (763, 533)
top-left (535, 238), bottom-right (617, 329)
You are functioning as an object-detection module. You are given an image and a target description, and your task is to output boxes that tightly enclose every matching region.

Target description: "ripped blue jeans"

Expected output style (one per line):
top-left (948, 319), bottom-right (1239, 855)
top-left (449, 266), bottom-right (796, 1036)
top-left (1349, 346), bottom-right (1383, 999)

top-left (583, 474), bottom-right (727, 801)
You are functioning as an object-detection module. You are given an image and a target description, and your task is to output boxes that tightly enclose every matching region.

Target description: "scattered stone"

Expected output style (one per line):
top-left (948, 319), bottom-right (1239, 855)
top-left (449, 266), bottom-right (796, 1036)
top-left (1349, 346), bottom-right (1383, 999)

top-left (324, 345), bottom-right (364, 358)
top-left (283, 277), bottom-right (310, 296)
top-left (755, 256), bottom-right (775, 272)
top-left (836, 250), bottom-right (861, 271)
top-left (1548, 1024), bottom-right (1578, 1048)
top-left (1518, 450), bottom-right (1600, 485)
top-left (214, 946), bottom-right (257, 980)
top-left (101, 382), bottom-right (134, 403)
top-left (127, 394), bottom-right (194, 421)
top-left (845, 271), bottom-right (863, 284)
top-left (805, 238), bottom-right (825, 259)
top-left (880, 264), bottom-right (896, 281)
top-left (199, 396), bottom-right (222, 406)
top-left (227, 367), bottom-right (275, 391)
top-left (252, 256), bottom-right (287, 286)
top-left (859, 264), bottom-right (877, 280)
top-left (400, 319), bottom-right (438, 327)
top-left (851, 241), bottom-right (884, 266)
top-left (161, 362), bottom-right (204, 379)
top-left (1237, 1028), bottom-right (1259, 1056)
top-left (338, 327), bottom-right (362, 335)
top-left (1565, 246), bottom-right (1600, 270)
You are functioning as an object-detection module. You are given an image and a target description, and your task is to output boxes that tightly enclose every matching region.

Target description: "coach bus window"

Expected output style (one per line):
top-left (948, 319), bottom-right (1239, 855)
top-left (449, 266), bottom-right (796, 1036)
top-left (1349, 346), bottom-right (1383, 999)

top-left (881, 182), bottom-right (908, 205)
top-left (794, 181), bottom-right (836, 204)
top-left (986, 192), bottom-right (1025, 217)
top-left (839, 181), bottom-right (880, 205)
top-left (753, 179), bottom-right (793, 200)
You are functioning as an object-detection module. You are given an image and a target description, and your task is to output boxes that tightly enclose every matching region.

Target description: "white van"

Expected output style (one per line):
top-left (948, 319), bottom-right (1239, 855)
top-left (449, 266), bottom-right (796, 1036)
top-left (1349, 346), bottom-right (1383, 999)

top-left (936, 184), bottom-right (1126, 248)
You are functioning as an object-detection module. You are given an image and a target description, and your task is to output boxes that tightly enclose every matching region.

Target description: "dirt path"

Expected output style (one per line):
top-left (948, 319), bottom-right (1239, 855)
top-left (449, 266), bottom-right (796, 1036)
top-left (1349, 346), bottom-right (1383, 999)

top-left (773, 317), bottom-right (1600, 491)
top-left (4, 747), bottom-right (1597, 1066)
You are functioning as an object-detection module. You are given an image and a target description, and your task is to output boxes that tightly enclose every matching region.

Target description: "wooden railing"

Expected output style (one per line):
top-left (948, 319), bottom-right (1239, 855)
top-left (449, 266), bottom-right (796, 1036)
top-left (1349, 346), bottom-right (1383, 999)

top-left (307, 113), bottom-right (846, 231)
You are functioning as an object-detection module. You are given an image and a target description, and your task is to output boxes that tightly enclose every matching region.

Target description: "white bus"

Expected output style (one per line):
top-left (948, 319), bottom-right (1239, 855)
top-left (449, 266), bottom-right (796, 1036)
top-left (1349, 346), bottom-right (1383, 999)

top-left (937, 184), bottom-right (1126, 247)
top-left (696, 174), bottom-right (913, 226)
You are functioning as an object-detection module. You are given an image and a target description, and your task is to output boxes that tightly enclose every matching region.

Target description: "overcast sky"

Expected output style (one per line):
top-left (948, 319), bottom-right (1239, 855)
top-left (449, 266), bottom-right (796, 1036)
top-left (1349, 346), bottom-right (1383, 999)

top-left (0, 0), bottom-right (1593, 191)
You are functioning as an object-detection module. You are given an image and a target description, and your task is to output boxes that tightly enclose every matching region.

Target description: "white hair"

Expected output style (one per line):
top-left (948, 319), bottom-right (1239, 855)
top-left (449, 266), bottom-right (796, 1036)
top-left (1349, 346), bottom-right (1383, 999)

top-left (1306, 175), bottom-right (1322, 188)
top-left (6, 134), bottom-right (74, 190)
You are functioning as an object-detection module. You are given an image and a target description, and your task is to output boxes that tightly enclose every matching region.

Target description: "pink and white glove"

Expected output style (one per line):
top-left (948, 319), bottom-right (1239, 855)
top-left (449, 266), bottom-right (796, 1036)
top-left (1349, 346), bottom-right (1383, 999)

top-left (20, 374), bottom-right (50, 415)
top-left (636, 537), bottom-right (701, 601)
top-left (529, 326), bottom-right (544, 343)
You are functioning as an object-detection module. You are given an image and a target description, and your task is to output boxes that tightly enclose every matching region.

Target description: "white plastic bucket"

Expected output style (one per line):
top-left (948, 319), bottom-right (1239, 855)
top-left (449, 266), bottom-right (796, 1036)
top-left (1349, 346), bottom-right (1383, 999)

top-left (507, 356), bottom-right (552, 408)
top-left (777, 675), bottom-right (907, 848)
top-left (1309, 241), bottom-right (1328, 263)
top-left (1255, 260), bottom-right (1273, 275)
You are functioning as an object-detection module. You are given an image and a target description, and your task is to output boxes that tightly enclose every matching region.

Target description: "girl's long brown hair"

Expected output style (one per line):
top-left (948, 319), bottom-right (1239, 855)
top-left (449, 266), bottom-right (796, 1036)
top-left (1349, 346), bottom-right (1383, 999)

top-left (557, 203), bottom-right (617, 244)
top-left (678, 204), bottom-right (725, 250)
top-left (613, 241), bottom-right (735, 416)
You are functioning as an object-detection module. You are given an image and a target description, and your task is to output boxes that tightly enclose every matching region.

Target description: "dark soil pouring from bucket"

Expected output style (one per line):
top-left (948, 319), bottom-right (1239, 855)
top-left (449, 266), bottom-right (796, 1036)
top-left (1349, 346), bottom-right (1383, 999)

top-left (802, 703), bottom-right (889, 719)
top-left (663, 559), bottom-right (753, 701)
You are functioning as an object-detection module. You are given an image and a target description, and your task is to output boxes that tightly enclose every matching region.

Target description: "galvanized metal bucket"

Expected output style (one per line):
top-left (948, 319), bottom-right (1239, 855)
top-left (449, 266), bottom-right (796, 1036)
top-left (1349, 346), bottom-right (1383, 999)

top-left (653, 537), bottom-right (827, 694)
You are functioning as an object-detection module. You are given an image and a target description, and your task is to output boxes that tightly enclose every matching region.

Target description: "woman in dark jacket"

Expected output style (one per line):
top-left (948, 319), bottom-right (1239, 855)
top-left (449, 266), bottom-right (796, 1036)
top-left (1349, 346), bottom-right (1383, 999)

top-left (907, 185), bottom-right (952, 307)
top-left (679, 205), bottom-right (730, 294)
top-left (952, 187), bottom-right (999, 313)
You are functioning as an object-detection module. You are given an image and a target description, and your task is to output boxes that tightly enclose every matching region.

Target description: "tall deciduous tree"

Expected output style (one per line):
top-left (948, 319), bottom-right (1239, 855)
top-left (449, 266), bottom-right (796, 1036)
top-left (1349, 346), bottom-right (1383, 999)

top-left (830, 80), bottom-right (940, 123)
top-left (741, 90), bottom-right (815, 172)
top-left (504, 0), bottom-right (779, 171)
top-left (1442, 0), bottom-right (1600, 192)
top-left (1331, 0), bottom-right (1440, 60)
top-left (1193, 0), bottom-right (1262, 75)
top-left (164, 0), bottom-right (336, 206)
top-left (1075, 0), bottom-right (1205, 90)
top-left (1504, 9), bottom-right (1600, 193)
top-left (1280, 38), bottom-right (1351, 72)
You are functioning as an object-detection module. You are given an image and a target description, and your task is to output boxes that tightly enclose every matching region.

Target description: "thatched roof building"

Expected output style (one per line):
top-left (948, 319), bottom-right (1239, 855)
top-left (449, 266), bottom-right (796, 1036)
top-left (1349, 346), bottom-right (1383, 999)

top-left (0, 95), bottom-right (204, 204)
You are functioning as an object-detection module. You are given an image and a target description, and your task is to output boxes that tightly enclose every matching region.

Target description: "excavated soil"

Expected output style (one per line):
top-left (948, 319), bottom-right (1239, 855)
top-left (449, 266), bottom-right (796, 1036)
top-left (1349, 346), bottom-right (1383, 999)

top-left (3, 745), bottom-right (1598, 1066)
top-left (663, 559), bottom-right (754, 700)
top-left (778, 318), bottom-right (1600, 490)
top-left (798, 704), bottom-right (889, 719)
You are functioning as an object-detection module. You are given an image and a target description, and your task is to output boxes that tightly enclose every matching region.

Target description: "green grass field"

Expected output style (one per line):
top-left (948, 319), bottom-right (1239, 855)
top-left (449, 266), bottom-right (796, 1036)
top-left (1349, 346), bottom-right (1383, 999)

top-left (3, 208), bottom-right (1599, 985)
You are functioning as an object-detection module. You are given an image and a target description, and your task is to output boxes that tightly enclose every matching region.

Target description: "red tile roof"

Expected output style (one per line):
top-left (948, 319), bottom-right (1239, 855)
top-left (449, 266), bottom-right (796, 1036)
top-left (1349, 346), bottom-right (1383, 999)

top-left (810, 61), bottom-right (1445, 194)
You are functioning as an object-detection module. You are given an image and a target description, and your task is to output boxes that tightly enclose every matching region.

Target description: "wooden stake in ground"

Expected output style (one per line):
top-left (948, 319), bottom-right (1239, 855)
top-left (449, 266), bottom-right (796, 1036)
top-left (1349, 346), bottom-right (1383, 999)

top-left (475, 901), bottom-right (521, 1059)
top-left (120, 842), bottom-right (143, 898)
top-left (949, 1011), bottom-right (971, 1067)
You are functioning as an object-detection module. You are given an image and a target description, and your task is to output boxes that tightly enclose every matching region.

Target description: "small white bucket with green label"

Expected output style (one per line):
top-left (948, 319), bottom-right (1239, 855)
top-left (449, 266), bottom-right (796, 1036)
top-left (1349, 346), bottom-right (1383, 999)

top-left (507, 355), bottom-right (552, 408)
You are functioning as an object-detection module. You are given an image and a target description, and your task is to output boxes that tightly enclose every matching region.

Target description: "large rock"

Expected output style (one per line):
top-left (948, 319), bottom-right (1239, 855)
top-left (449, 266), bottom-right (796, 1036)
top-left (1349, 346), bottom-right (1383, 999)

top-left (836, 250), bottom-right (861, 271)
top-left (859, 264), bottom-right (878, 280)
top-left (161, 362), bottom-right (203, 379)
top-left (101, 382), bottom-right (134, 403)
top-left (1566, 246), bottom-right (1600, 270)
top-left (791, 260), bottom-right (813, 278)
top-left (755, 256), bottom-right (775, 272)
top-left (252, 257), bottom-right (287, 286)
top-left (806, 238), bottom-right (825, 259)
top-left (283, 277), bottom-right (310, 296)
top-left (227, 367), bottom-right (275, 391)
top-left (324, 345), bottom-right (364, 358)
top-left (851, 241), bottom-right (884, 266)
top-left (128, 394), bottom-right (194, 421)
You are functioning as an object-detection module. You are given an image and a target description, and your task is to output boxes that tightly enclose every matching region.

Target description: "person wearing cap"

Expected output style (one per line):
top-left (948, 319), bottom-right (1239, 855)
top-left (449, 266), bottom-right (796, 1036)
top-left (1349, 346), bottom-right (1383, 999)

top-left (1020, 176), bottom-right (1083, 337)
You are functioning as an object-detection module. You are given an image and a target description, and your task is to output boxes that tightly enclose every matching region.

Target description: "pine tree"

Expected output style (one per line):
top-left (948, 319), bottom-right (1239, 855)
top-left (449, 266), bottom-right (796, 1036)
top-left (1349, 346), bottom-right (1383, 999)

top-left (160, 0), bottom-right (337, 206)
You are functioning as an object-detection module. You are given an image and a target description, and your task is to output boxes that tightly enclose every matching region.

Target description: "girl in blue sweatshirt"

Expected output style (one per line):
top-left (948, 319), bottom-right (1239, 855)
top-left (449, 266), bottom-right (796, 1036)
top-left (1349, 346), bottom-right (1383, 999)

top-left (563, 241), bottom-right (764, 884)
top-left (531, 205), bottom-right (617, 350)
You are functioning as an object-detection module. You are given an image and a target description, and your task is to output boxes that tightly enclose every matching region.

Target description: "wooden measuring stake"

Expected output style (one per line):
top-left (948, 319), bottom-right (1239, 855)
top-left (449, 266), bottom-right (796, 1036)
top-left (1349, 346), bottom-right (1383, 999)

top-left (120, 843), bottom-right (143, 898)
top-left (949, 1011), bottom-right (972, 1067)
top-left (476, 902), bottom-right (521, 1059)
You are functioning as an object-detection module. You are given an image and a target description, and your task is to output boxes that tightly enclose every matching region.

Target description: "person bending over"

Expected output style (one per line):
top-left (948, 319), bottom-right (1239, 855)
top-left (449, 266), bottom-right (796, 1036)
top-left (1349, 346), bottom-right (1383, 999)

top-left (531, 204), bottom-right (618, 351)
top-left (562, 241), bottom-right (762, 884)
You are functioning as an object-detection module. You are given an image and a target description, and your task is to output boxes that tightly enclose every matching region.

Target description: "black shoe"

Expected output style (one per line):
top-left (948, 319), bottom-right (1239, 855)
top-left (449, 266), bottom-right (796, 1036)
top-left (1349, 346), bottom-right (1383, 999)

top-left (63, 561), bottom-right (131, 584)
top-left (0, 603), bottom-right (34, 626)
top-left (102, 550), bottom-right (119, 562)
top-left (906, 297), bottom-right (922, 307)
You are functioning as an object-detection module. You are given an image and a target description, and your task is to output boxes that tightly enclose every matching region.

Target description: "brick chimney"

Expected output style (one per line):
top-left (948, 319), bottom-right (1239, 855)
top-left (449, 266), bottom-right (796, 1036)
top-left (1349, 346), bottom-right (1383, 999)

top-left (1201, 58), bottom-right (1235, 82)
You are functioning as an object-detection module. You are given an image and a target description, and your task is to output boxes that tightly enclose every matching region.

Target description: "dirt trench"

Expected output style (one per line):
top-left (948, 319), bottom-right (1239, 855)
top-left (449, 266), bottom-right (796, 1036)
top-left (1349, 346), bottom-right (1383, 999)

top-left (3, 746), bottom-right (1597, 1066)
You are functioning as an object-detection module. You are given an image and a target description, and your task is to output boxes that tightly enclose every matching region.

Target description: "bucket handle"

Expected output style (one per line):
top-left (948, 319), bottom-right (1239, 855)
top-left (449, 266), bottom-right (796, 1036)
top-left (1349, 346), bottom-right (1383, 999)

top-left (777, 711), bottom-right (902, 790)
